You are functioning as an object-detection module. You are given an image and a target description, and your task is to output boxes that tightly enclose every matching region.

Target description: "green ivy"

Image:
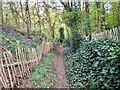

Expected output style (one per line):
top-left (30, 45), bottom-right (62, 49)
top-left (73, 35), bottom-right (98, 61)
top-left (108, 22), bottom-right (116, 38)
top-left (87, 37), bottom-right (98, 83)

top-left (65, 39), bottom-right (120, 89)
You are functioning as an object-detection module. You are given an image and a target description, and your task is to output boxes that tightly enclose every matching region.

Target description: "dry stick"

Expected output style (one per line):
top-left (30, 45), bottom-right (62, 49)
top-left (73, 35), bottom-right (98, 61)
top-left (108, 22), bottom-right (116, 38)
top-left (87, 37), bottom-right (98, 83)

top-left (40, 41), bottom-right (45, 59)
top-left (15, 49), bottom-right (22, 78)
top-left (38, 45), bottom-right (42, 63)
top-left (26, 48), bottom-right (31, 75)
top-left (3, 53), bottom-right (13, 87)
top-left (6, 52), bottom-right (16, 84)
top-left (22, 47), bottom-right (30, 76)
top-left (18, 46), bottom-right (24, 76)
top-left (111, 29), bottom-right (114, 39)
top-left (112, 28), bottom-right (114, 40)
top-left (109, 29), bottom-right (112, 39)
top-left (101, 32), bottom-right (103, 39)
top-left (27, 47), bottom-right (32, 75)
top-left (36, 45), bottom-right (40, 64)
top-left (31, 51), bottom-right (34, 68)
top-left (0, 67), bottom-right (7, 87)
top-left (114, 29), bottom-right (116, 40)
top-left (34, 48), bottom-right (37, 66)
top-left (27, 48), bottom-right (32, 72)
top-left (94, 34), bottom-right (96, 40)
top-left (20, 47), bottom-right (26, 76)
top-left (113, 28), bottom-right (116, 40)
top-left (104, 31), bottom-right (107, 38)
top-left (116, 28), bottom-right (119, 40)
top-left (93, 34), bottom-right (95, 40)
top-left (16, 41), bottom-right (24, 76)
top-left (0, 74), bottom-right (5, 87)
top-left (117, 27), bottom-right (119, 40)
top-left (32, 48), bottom-right (36, 67)
top-left (31, 48), bottom-right (35, 68)
top-left (0, 58), bottom-right (9, 87)
top-left (107, 30), bottom-right (109, 38)
top-left (115, 27), bottom-right (118, 40)
top-left (39, 46), bottom-right (42, 61)
top-left (8, 51), bottom-right (17, 84)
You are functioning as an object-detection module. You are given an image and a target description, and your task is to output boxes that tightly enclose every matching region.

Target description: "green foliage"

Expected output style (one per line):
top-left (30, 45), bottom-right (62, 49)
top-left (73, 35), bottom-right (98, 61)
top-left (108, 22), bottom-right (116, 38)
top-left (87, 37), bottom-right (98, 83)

top-left (62, 10), bottom-right (83, 32)
top-left (65, 39), bottom-right (120, 89)
top-left (62, 10), bottom-right (85, 50)
top-left (0, 32), bottom-right (38, 53)
top-left (30, 53), bottom-right (56, 88)
top-left (62, 10), bottom-right (80, 26)
top-left (0, 32), bottom-right (24, 53)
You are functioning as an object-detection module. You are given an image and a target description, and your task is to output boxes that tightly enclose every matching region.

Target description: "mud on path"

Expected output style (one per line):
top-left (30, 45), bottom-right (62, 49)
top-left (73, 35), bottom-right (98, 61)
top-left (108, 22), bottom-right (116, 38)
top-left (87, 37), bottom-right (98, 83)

top-left (52, 45), bottom-right (69, 88)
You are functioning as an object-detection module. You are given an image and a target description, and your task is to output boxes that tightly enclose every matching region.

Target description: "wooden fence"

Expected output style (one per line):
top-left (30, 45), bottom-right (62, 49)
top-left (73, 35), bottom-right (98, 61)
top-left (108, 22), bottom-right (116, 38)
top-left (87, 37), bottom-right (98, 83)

top-left (0, 41), bottom-right (45, 88)
top-left (91, 26), bottom-right (120, 40)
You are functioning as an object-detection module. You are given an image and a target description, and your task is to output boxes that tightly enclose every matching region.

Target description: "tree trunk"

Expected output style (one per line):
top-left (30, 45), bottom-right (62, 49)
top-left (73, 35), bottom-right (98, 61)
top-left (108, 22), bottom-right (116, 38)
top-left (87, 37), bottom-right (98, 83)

top-left (20, 0), bottom-right (25, 28)
top-left (85, 1), bottom-right (91, 40)
top-left (36, 1), bottom-right (42, 35)
top-left (101, 2), bottom-right (105, 31)
top-left (96, 1), bottom-right (101, 32)
top-left (25, 0), bottom-right (30, 38)
top-left (118, 1), bottom-right (120, 26)
top-left (0, 0), bottom-right (3, 29)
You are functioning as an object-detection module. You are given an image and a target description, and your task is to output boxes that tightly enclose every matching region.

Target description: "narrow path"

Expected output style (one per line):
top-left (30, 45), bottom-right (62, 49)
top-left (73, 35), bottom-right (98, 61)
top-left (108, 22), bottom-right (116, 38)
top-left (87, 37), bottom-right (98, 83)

top-left (52, 45), bottom-right (69, 88)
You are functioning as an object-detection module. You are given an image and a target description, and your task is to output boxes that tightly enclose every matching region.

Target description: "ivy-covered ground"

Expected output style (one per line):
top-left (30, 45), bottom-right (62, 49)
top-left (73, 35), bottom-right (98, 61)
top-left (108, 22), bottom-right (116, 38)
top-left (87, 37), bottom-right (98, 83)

top-left (64, 39), bottom-right (120, 89)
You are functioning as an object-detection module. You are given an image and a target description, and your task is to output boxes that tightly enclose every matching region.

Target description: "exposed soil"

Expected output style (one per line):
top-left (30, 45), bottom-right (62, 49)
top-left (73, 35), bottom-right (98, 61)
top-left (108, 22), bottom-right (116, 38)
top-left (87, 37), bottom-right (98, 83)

top-left (17, 45), bottom-right (69, 88)
top-left (52, 45), bottom-right (69, 88)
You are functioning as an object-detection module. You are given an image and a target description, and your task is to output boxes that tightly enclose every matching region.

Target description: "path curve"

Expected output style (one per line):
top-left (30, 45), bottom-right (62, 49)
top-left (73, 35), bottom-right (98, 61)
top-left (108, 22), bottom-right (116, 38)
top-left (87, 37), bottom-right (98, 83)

top-left (52, 45), bottom-right (69, 88)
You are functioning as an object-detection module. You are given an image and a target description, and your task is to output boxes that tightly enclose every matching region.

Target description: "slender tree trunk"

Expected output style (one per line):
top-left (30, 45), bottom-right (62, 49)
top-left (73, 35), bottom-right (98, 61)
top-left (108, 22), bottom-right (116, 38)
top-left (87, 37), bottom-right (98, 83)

top-left (96, 1), bottom-right (101, 32)
top-left (36, 1), bottom-right (42, 35)
top-left (101, 2), bottom-right (105, 31)
top-left (0, 0), bottom-right (3, 29)
top-left (85, 1), bottom-right (91, 40)
top-left (25, 0), bottom-right (30, 38)
top-left (20, 0), bottom-right (25, 28)
top-left (118, 1), bottom-right (120, 26)
top-left (5, 14), bottom-right (8, 25)
top-left (11, 8), bottom-right (18, 28)
top-left (32, 4), bottom-right (36, 31)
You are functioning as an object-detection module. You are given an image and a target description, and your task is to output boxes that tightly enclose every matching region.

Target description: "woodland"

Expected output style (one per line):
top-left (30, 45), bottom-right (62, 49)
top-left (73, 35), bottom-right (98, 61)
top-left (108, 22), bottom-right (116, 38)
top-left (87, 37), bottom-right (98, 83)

top-left (0, 0), bottom-right (120, 89)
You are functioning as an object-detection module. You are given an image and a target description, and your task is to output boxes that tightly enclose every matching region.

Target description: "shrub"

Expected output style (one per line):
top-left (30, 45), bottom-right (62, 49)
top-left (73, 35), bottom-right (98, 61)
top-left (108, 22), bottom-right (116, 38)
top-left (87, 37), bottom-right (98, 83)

top-left (65, 39), bottom-right (120, 89)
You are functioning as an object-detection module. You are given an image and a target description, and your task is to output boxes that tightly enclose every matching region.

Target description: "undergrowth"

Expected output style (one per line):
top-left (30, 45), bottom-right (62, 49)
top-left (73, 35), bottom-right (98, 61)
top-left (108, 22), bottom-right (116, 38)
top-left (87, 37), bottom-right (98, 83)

top-left (30, 52), bottom-right (56, 88)
top-left (65, 39), bottom-right (120, 89)
top-left (0, 32), bottom-right (38, 53)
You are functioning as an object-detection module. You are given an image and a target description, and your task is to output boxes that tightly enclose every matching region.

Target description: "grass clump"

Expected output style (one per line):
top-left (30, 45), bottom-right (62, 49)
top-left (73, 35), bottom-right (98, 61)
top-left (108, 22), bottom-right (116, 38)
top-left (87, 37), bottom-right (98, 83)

top-left (30, 52), bottom-right (56, 88)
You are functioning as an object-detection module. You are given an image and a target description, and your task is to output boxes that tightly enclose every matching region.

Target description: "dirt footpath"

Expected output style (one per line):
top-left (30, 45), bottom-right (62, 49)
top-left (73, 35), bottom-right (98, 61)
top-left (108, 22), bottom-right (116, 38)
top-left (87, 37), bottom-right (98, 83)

top-left (52, 45), bottom-right (69, 88)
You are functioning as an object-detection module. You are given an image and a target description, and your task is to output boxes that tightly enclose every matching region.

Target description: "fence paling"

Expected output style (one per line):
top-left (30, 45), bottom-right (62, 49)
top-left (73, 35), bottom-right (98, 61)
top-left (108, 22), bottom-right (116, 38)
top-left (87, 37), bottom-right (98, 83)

top-left (23, 47), bottom-right (30, 76)
top-left (3, 53), bottom-right (13, 87)
top-left (21, 48), bottom-right (28, 76)
top-left (27, 48), bottom-right (33, 71)
top-left (6, 53), bottom-right (16, 84)
top-left (91, 26), bottom-right (120, 40)
top-left (0, 41), bottom-right (45, 88)
top-left (0, 58), bottom-right (9, 87)
top-left (0, 66), bottom-right (7, 87)
top-left (15, 49), bottom-right (22, 78)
